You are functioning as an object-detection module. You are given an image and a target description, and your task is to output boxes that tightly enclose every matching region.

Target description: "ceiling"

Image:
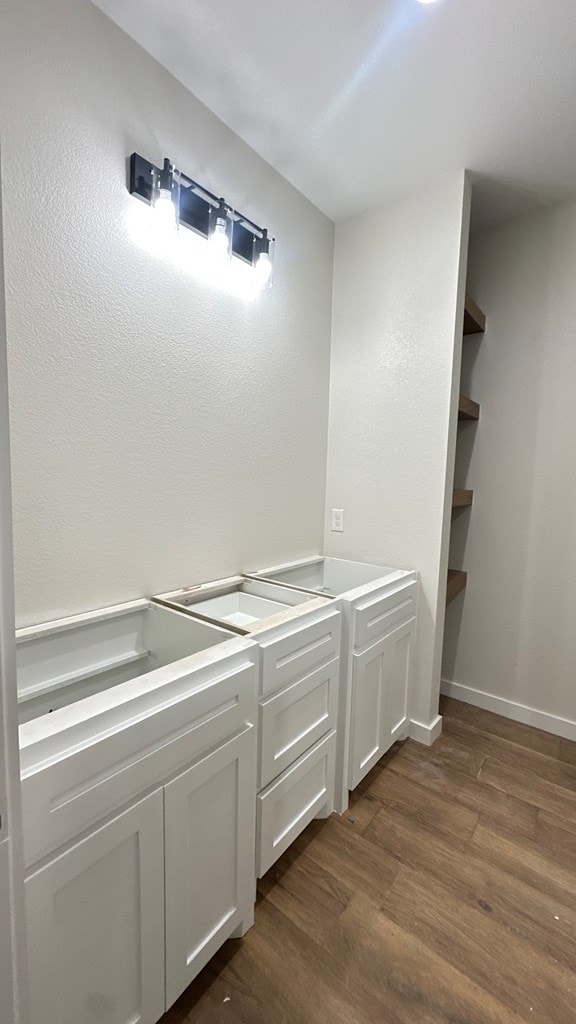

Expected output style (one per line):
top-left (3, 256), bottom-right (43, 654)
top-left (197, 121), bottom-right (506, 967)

top-left (93, 0), bottom-right (576, 228)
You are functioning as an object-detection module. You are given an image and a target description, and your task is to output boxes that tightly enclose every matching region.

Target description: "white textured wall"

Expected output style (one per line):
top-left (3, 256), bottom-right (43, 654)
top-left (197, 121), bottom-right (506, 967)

top-left (0, 0), bottom-right (334, 627)
top-left (0, 151), bottom-right (27, 1024)
top-left (324, 174), bottom-right (470, 728)
top-left (443, 201), bottom-right (576, 731)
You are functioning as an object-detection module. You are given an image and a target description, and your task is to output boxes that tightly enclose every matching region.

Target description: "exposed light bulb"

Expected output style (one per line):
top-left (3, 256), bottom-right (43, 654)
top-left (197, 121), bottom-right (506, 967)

top-left (208, 219), bottom-right (230, 261)
top-left (254, 252), bottom-right (273, 288)
top-left (150, 158), bottom-right (179, 249)
top-left (154, 188), bottom-right (178, 233)
top-left (253, 231), bottom-right (274, 290)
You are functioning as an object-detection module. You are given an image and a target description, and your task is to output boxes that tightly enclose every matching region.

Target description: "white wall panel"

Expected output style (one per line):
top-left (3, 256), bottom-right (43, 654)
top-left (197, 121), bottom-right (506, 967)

top-left (0, 145), bottom-right (27, 1024)
top-left (325, 174), bottom-right (471, 727)
top-left (0, 0), bottom-right (334, 627)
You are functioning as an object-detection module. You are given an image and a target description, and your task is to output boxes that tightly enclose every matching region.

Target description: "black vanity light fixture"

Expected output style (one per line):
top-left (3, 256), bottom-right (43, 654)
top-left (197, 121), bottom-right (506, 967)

top-left (129, 153), bottom-right (275, 288)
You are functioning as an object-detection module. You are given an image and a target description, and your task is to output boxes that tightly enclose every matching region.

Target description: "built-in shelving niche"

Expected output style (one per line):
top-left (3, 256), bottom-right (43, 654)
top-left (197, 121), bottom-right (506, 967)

top-left (447, 294), bottom-right (485, 605)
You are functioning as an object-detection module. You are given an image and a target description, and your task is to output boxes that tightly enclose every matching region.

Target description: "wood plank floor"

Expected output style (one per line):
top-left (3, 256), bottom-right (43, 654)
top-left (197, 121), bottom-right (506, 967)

top-left (162, 698), bottom-right (576, 1024)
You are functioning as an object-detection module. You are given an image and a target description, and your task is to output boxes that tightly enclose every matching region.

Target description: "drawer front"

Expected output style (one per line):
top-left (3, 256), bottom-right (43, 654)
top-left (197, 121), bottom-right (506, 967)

top-left (259, 608), bottom-right (341, 698)
top-left (256, 730), bottom-right (336, 877)
top-left (21, 654), bottom-right (257, 868)
top-left (259, 657), bottom-right (339, 789)
top-left (353, 581), bottom-right (417, 651)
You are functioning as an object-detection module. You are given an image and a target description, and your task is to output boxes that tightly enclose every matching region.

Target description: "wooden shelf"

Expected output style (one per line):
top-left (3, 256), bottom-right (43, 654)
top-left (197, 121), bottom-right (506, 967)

top-left (452, 489), bottom-right (473, 508)
top-left (446, 570), bottom-right (467, 604)
top-left (464, 294), bottom-right (486, 335)
top-left (458, 394), bottom-right (479, 421)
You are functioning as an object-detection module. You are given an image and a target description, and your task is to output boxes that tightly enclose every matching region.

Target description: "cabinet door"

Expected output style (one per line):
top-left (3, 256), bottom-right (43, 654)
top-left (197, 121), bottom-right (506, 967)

top-left (348, 619), bottom-right (413, 791)
top-left (25, 789), bottom-right (165, 1024)
top-left (348, 634), bottom-right (388, 790)
top-left (382, 618), bottom-right (412, 748)
top-left (164, 724), bottom-right (256, 1008)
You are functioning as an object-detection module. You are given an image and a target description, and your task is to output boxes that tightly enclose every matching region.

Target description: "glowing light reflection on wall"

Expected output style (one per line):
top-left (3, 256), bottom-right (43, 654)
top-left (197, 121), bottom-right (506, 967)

top-left (126, 202), bottom-right (263, 302)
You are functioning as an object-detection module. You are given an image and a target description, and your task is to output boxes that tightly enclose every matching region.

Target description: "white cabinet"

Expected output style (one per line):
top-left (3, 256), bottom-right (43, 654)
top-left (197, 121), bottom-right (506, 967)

top-left (153, 578), bottom-right (342, 876)
top-left (25, 790), bottom-right (165, 1024)
top-left (246, 557), bottom-right (418, 810)
top-left (253, 611), bottom-right (340, 873)
top-left (164, 726), bottom-right (256, 1007)
top-left (26, 722), bottom-right (258, 1024)
top-left (348, 617), bottom-right (413, 790)
top-left (19, 601), bottom-right (259, 1024)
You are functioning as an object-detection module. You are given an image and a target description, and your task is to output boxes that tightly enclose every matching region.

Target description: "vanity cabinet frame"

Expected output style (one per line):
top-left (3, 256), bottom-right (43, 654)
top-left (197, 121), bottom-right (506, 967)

top-left (19, 602), bottom-right (259, 1024)
top-left (153, 581), bottom-right (342, 875)
top-left (245, 558), bottom-right (418, 811)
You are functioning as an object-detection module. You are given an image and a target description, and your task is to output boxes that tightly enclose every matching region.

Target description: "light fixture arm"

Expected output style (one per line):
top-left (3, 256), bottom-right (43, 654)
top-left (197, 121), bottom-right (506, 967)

top-left (210, 197), bottom-right (230, 230)
top-left (158, 158), bottom-right (175, 195)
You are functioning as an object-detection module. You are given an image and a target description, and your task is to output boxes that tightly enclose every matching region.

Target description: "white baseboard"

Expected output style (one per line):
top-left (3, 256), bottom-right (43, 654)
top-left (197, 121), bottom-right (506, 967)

top-left (441, 678), bottom-right (576, 743)
top-left (409, 714), bottom-right (443, 746)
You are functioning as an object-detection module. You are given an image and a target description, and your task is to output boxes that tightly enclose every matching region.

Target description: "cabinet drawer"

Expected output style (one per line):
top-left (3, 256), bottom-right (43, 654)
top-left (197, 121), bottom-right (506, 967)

top-left (256, 730), bottom-right (336, 877)
top-left (259, 608), bottom-right (341, 698)
top-left (259, 657), bottom-right (339, 789)
top-left (353, 581), bottom-right (417, 650)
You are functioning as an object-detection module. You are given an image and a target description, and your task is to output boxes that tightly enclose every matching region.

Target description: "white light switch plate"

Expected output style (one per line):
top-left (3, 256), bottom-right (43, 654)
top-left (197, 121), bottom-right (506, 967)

top-left (331, 508), bottom-right (344, 532)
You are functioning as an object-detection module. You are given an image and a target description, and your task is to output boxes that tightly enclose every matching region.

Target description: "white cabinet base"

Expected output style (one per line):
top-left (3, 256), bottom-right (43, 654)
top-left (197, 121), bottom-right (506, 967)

top-left (230, 904), bottom-right (255, 938)
top-left (20, 602), bottom-right (260, 1024)
top-left (244, 557), bottom-right (418, 814)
